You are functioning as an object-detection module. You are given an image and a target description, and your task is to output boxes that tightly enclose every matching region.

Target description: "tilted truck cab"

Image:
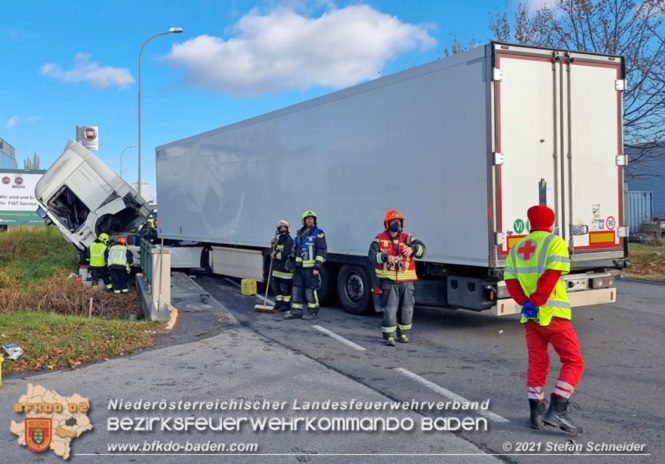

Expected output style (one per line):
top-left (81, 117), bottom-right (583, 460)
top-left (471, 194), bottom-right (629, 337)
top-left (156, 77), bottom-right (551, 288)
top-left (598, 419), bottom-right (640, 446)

top-left (34, 139), bottom-right (152, 252)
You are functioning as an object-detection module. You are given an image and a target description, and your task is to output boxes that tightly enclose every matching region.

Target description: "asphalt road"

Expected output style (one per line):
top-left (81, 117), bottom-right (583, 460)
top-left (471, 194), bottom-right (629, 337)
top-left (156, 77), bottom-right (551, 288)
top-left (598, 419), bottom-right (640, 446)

top-left (197, 276), bottom-right (664, 464)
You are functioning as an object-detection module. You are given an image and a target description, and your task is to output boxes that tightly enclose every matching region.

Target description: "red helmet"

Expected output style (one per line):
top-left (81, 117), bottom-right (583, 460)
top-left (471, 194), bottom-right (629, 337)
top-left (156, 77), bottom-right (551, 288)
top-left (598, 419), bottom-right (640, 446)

top-left (117, 237), bottom-right (128, 246)
top-left (383, 209), bottom-right (404, 229)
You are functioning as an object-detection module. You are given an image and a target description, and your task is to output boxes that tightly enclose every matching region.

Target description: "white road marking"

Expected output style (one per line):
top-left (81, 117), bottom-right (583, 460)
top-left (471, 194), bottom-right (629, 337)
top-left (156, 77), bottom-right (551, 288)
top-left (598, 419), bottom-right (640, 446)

top-left (223, 277), bottom-right (241, 288)
top-left (394, 367), bottom-right (510, 423)
top-left (224, 277), bottom-right (275, 306)
top-left (312, 325), bottom-right (367, 351)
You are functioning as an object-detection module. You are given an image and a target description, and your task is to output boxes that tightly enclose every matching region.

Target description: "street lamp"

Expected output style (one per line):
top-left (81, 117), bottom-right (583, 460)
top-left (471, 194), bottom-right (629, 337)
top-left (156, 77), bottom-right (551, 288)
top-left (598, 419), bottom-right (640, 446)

top-left (120, 144), bottom-right (136, 179)
top-left (138, 26), bottom-right (183, 198)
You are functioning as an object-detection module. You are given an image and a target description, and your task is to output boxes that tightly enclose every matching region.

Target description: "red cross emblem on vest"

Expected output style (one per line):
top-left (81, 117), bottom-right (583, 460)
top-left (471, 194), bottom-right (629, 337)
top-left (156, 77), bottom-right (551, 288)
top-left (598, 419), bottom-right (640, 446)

top-left (518, 239), bottom-right (538, 260)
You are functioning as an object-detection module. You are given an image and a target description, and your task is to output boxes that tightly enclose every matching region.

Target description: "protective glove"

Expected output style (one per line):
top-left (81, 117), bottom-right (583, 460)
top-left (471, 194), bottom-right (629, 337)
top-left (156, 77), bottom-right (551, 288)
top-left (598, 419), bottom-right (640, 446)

top-left (521, 300), bottom-right (539, 319)
top-left (270, 238), bottom-right (278, 246)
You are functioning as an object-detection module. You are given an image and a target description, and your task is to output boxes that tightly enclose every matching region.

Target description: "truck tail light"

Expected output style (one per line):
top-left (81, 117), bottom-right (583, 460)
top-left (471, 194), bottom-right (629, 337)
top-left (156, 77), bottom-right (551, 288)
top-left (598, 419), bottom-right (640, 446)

top-left (591, 276), bottom-right (615, 289)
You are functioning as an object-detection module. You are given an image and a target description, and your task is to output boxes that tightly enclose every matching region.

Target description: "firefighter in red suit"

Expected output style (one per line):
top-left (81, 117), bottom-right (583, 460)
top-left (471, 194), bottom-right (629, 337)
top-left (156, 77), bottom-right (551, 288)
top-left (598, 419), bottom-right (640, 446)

top-left (504, 205), bottom-right (584, 434)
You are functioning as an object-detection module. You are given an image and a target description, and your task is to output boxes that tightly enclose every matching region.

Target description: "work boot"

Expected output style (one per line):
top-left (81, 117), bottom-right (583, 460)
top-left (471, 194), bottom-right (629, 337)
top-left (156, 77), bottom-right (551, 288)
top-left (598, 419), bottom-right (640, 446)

top-left (385, 337), bottom-right (396, 347)
top-left (543, 394), bottom-right (583, 434)
top-left (396, 333), bottom-right (409, 343)
top-left (529, 399), bottom-right (546, 429)
top-left (283, 311), bottom-right (297, 320)
top-left (302, 312), bottom-right (318, 320)
top-left (276, 302), bottom-right (290, 313)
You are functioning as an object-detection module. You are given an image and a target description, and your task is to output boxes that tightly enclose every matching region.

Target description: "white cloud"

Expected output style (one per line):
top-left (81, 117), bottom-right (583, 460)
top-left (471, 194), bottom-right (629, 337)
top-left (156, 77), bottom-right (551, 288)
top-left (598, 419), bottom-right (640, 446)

top-left (165, 4), bottom-right (436, 95)
top-left (6, 116), bottom-right (19, 129)
top-left (521, 0), bottom-right (555, 12)
top-left (5, 115), bottom-right (42, 129)
top-left (40, 53), bottom-right (135, 89)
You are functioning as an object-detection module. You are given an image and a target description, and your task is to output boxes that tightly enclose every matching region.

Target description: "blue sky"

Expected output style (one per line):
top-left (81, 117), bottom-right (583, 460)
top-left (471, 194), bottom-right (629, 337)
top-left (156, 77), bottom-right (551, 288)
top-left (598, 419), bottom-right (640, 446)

top-left (1, 0), bottom-right (542, 198)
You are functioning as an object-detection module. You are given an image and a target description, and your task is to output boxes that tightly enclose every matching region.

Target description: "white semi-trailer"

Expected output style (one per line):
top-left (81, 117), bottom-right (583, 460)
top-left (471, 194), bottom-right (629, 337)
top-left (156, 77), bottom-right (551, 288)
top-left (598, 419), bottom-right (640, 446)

top-left (34, 43), bottom-right (627, 314)
top-left (155, 42), bottom-right (628, 315)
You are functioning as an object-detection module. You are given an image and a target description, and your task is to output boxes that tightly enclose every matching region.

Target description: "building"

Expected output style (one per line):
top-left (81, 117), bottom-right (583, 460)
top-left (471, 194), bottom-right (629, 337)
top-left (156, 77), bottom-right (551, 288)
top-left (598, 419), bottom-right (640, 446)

top-left (0, 138), bottom-right (19, 169)
top-left (626, 143), bottom-right (665, 220)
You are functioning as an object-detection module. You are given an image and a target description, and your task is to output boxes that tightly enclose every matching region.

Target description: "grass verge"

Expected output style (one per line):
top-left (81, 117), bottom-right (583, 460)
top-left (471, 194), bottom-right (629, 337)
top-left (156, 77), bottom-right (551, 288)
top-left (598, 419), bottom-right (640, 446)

top-left (625, 241), bottom-right (665, 282)
top-left (0, 227), bottom-right (164, 374)
top-left (1, 311), bottom-right (160, 374)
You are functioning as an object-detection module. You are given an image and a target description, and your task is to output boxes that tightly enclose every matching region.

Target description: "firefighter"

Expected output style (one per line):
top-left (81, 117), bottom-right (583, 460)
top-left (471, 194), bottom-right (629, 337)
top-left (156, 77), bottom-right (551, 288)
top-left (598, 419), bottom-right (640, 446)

top-left (271, 220), bottom-right (294, 312)
top-left (147, 212), bottom-right (156, 229)
top-left (139, 211), bottom-right (158, 243)
top-left (284, 210), bottom-right (327, 320)
top-left (368, 210), bottom-right (426, 346)
top-left (107, 237), bottom-right (134, 294)
top-left (504, 205), bottom-right (584, 434)
top-left (88, 233), bottom-right (113, 290)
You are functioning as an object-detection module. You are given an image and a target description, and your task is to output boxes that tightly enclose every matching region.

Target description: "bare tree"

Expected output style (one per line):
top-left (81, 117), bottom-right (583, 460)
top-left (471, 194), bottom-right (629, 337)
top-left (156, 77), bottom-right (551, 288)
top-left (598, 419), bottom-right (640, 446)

top-left (24, 152), bottom-right (40, 170)
top-left (488, 0), bottom-right (665, 177)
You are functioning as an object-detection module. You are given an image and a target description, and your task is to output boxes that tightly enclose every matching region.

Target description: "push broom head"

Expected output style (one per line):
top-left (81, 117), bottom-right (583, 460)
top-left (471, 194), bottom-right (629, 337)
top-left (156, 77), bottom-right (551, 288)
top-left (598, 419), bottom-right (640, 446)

top-left (254, 304), bottom-right (276, 313)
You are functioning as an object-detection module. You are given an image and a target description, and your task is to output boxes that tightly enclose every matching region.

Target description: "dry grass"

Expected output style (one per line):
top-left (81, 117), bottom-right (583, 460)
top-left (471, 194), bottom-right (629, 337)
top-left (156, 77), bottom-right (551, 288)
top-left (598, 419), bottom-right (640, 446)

top-left (625, 241), bottom-right (665, 282)
top-left (0, 227), bottom-right (142, 318)
top-left (1, 311), bottom-right (160, 374)
top-left (0, 277), bottom-right (143, 318)
top-left (0, 227), bottom-right (162, 374)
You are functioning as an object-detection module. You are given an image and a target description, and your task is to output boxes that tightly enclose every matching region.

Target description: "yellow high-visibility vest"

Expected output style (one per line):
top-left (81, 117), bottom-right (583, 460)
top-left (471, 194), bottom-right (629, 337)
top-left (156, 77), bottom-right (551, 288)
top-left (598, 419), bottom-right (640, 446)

top-left (90, 241), bottom-right (107, 267)
top-left (108, 245), bottom-right (128, 267)
top-left (504, 231), bottom-right (571, 326)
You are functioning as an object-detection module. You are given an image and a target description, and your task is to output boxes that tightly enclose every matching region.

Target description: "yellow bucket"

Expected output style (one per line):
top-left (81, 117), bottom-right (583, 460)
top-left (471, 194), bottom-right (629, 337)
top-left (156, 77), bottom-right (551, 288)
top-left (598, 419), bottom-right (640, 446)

top-left (240, 279), bottom-right (257, 296)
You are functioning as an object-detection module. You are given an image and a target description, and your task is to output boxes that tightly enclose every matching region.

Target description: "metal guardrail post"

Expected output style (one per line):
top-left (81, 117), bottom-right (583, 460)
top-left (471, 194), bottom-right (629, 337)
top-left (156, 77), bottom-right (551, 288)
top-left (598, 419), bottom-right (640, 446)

top-left (140, 237), bottom-right (154, 286)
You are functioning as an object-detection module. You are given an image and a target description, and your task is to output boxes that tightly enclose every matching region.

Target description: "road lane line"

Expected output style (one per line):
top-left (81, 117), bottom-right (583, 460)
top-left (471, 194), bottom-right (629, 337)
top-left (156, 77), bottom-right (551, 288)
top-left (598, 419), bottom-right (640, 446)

top-left (223, 277), bottom-right (241, 288)
top-left (312, 325), bottom-right (367, 351)
top-left (224, 277), bottom-right (275, 306)
top-left (394, 367), bottom-right (510, 423)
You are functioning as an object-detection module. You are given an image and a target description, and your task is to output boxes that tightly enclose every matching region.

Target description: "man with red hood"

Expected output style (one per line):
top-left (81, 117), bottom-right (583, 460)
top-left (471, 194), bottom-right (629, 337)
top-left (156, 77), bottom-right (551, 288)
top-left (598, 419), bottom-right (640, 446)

top-left (504, 205), bottom-right (584, 434)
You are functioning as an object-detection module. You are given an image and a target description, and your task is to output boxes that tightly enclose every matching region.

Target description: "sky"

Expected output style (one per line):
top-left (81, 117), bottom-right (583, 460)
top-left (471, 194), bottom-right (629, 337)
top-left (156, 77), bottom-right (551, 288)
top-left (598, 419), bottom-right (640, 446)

top-left (1, 0), bottom-right (546, 199)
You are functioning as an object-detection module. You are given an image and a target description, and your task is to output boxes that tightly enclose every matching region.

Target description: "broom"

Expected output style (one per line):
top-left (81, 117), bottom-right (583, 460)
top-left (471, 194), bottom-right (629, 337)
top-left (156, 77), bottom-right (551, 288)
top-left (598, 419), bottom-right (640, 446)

top-left (255, 239), bottom-right (277, 313)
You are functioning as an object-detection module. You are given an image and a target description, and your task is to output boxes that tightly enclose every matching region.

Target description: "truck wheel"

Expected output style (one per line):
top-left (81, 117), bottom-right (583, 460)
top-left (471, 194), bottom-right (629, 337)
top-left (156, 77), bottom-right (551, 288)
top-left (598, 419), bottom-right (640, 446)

top-left (338, 265), bottom-right (372, 315)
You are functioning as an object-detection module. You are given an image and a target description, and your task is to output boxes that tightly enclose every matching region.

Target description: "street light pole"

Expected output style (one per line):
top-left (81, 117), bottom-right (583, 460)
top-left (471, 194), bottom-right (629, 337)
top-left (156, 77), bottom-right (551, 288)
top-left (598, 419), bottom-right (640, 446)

top-left (120, 144), bottom-right (137, 179)
top-left (138, 26), bottom-right (183, 198)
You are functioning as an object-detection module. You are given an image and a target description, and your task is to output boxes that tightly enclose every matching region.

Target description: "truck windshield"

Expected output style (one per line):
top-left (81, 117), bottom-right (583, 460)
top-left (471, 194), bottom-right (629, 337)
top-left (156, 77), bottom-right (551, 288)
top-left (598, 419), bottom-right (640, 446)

top-left (47, 186), bottom-right (90, 232)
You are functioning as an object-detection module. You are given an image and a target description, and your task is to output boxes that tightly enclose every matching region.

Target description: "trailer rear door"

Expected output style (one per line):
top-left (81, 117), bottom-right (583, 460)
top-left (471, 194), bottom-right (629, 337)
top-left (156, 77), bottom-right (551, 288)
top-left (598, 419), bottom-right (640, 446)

top-left (491, 43), bottom-right (625, 265)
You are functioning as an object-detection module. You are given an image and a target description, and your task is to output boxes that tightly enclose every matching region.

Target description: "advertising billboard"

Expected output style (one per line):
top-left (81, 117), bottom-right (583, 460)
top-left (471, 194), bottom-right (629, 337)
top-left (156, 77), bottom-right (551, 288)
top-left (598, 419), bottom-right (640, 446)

top-left (0, 170), bottom-right (46, 225)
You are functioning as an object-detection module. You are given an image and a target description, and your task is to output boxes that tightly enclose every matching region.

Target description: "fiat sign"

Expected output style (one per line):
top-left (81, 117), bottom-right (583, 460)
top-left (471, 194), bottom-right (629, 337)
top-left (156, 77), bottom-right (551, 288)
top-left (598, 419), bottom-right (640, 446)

top-left (84, 128), bottom-right (96, 140)
top-left (76, 125), bottom-right (99, 151)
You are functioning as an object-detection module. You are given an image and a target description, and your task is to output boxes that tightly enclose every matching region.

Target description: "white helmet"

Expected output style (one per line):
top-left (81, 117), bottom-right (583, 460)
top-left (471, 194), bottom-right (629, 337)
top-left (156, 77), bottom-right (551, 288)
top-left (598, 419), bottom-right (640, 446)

top-left (276, 219), bottom-right (290, 230)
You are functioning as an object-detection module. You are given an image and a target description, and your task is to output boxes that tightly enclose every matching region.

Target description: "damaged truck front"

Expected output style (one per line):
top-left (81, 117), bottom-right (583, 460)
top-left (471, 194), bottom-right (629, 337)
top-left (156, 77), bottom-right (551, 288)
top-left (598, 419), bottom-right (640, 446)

top-left (34, 139), bottom-right (152, 258)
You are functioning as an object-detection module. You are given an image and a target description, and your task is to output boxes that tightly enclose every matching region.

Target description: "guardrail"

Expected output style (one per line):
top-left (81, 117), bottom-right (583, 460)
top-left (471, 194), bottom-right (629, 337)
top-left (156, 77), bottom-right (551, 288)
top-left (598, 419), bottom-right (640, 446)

top-left (140, 237), bottom-right (154, 285)
top-left (137, 238), bottom-right (171, 320)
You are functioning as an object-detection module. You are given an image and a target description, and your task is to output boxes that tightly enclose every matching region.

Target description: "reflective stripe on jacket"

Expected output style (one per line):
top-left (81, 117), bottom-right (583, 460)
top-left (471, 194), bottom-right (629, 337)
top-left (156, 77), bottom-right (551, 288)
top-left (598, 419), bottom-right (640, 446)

top-left (108, 245), bottom-right (128, 267)
top-left (294, 227), bottom-right (326, 268)
top-left (90, 241), bottom-right (107, 267)
top-left (272, 233), bottom-right (294, 278)
top-left (372, 231), bottom-right (422, 282)
top-left (504, 231), bottom-right (571, 326)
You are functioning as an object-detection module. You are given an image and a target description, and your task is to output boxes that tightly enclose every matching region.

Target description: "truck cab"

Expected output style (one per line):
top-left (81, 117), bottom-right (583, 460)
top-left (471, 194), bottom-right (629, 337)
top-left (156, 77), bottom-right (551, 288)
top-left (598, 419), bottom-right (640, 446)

top-left (34, 139), bottom-right (152, 253)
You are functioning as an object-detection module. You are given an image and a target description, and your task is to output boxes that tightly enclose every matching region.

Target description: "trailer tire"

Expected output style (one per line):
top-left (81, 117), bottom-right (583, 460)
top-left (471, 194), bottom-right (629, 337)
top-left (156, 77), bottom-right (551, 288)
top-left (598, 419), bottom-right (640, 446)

top-left (338, 265), bottom-right (372, 315)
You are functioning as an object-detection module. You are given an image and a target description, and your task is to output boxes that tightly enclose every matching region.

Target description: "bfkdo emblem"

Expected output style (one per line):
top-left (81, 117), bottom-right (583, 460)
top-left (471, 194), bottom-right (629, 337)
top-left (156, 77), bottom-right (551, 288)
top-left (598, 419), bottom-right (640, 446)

top-left (25, 418), bottom-right (52, 453)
